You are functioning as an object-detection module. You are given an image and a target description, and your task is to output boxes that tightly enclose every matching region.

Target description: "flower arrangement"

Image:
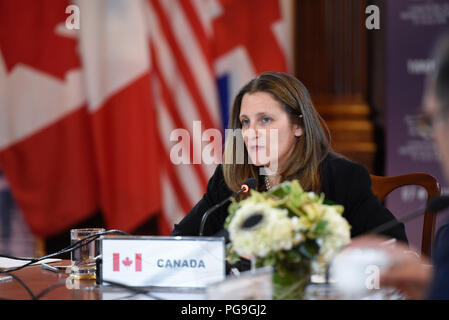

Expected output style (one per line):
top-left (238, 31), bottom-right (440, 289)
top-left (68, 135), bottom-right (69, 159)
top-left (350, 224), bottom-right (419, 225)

top-left (224, 180), bottom-right (351, 299)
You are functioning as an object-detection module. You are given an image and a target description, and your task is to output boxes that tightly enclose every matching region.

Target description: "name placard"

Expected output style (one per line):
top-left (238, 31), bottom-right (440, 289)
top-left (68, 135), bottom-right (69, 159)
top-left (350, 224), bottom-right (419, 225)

top-left (100, 236), bottom-right (225, 288)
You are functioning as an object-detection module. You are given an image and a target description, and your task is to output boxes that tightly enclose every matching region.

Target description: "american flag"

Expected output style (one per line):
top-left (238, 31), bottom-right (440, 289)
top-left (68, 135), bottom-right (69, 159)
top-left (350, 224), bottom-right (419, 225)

top-left (0, 0), bottom-right (291, 238)
top-left (147, 0), bottom-right (291, 234)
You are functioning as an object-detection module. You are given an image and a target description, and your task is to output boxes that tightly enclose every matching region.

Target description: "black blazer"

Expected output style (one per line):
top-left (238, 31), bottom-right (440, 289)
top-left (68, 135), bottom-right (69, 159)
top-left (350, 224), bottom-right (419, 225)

top-left (427, 220), bottom-right (449, 299)
top-left (171, 153), bottom-right (408, 244)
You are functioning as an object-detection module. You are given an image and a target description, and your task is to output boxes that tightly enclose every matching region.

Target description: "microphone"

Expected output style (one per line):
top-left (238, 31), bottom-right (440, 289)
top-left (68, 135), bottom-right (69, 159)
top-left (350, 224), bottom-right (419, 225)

top-left (428, 195), bottom-right (449, 212)
top-left (199, 178), bottom-right (258, 236)
top-left (368, 195), bottom-right (449, 235)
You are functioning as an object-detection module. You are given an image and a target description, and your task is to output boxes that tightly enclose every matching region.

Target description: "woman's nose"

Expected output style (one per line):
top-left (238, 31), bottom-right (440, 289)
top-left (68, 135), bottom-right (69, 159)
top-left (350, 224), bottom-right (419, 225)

top-left (244, 125), bottom-right (260, 140)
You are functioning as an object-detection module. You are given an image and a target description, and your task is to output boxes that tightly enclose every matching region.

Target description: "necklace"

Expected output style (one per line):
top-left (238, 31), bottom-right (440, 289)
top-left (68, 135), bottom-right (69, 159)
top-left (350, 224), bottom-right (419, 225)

top-left (264, 176), bottom-right (271, 191)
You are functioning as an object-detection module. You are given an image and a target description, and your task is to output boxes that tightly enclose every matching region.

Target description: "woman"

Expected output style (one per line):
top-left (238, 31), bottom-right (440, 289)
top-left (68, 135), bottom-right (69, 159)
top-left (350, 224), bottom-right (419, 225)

top-left (171, 72), bottom-right (407, 248)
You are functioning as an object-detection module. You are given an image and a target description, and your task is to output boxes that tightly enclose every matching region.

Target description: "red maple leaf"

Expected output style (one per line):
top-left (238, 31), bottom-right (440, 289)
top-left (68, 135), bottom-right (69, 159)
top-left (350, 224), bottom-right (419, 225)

top-left (122, 257), bottom-right (133, 267)
top-left (212, 0), bottom-right (287, 73)
top-left (0, 0), bottom-right (81, 80)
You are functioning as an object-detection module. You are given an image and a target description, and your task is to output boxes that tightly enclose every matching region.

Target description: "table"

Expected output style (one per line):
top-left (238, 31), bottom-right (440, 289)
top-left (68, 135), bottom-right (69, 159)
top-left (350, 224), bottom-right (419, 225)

top-left (0, 260), bottom-right (208, 300)
top-left (0, 260), bottom-right (94, 300)
top-left (0, 260), bottom-right (404, 300)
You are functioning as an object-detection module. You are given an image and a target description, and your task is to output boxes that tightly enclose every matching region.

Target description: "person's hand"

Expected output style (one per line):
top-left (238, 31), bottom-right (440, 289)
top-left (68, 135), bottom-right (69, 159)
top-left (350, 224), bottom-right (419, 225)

top-left (344, 235), bottom-right (433, 300)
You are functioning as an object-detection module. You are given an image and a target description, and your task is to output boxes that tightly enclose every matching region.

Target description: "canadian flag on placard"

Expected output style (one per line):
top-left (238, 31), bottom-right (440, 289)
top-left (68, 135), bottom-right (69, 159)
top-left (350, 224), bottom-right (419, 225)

top-left (113, 253), bottom-right (142, 272)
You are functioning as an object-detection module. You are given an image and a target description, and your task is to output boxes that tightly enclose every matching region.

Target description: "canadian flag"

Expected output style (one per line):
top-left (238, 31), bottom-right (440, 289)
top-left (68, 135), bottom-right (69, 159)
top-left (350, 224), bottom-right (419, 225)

top-left (113, 253), bottom-right (142, 272)
top-left (75, 0), bottom-right (161, 232)
top-left (0, 0), bottom-right (160, 238)
top-left (0, 0), bottom-right (291, 239)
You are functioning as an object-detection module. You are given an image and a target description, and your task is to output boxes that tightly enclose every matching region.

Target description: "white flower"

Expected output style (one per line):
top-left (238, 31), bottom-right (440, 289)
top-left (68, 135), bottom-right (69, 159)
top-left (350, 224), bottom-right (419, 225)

top-left (312, 205), bottom-right (351, 274)
top-left (225, 180), bottom-right (352, 276)
top-left (228, 202), bottom-right (305, 258)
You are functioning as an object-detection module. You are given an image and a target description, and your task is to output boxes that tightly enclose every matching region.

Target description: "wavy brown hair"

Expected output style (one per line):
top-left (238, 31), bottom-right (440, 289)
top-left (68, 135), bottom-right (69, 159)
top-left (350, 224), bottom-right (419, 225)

top-left (223, 72), bottom-right (332, 193)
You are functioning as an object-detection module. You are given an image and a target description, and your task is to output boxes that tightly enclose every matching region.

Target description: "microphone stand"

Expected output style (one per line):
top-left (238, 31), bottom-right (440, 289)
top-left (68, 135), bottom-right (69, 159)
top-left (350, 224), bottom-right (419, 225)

top-left (199, 197), bottom-right (232, 236)
top-left (198, 178), bottom-right (257, 236)
top-left (368, 195), bottom-right (449, 236)
top-left (368, 205), bottom-right (426, 235)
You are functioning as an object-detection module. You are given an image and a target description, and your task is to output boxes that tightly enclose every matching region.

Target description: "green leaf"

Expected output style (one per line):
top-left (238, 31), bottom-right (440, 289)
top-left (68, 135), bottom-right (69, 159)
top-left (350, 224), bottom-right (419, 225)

top-left (268, 181), bottom-right (291, 198)
top-left (287, 250), bottom-right (301, 263)
top-left (224, 199), bottom-right (241, 229)
top-left (225, 243), bottom-right (241, 265)
top-left (263, 256), bottom-right (276, 267)
top-left (284, 202), bottom-right (303, 216)
top-left (314, 220), bottom-right (328, 235)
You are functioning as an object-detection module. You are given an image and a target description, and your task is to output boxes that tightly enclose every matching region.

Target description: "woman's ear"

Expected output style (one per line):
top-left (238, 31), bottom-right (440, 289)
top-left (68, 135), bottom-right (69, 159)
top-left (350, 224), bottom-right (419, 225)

top-left (294, 125), bottom-right (303, 138)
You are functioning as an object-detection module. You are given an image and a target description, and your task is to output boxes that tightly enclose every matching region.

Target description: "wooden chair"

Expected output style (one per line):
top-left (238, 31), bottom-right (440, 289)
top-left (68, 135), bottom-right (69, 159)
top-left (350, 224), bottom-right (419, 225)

top-left (370, 173), bottom-right (441, 257)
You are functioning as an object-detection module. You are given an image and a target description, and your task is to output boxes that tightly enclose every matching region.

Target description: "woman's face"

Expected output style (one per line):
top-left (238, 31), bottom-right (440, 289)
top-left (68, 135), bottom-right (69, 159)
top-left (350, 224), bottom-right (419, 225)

top-left (239, 91), bottom-right (303, 172)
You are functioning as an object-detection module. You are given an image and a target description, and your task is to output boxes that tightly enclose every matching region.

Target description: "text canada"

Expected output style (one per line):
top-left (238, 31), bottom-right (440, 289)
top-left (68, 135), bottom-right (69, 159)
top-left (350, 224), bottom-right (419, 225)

top-left (156, 258), bottom-right (206, 268)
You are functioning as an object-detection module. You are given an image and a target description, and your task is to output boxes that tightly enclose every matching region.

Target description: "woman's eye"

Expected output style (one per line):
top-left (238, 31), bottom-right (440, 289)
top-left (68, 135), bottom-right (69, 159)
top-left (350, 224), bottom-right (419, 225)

top-left (262, 117), bottom-right (271, 124)
top-left (241, 119), bottom-right (249, 126)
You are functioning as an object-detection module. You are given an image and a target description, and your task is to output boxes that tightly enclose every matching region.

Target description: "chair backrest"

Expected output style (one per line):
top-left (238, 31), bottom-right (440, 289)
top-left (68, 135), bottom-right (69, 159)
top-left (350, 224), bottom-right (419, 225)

top-left (370, 173), bottom-right (441, 257)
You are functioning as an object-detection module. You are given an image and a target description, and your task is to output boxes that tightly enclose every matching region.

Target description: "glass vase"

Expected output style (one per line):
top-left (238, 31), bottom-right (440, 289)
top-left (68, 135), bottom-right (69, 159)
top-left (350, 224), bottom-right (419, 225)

top-left (272, 263), bottom-right (311, 300)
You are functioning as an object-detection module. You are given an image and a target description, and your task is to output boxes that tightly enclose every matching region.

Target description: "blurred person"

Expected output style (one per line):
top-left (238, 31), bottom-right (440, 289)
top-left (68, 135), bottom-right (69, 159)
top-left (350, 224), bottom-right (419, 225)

top-left (346, 32), bottom-right (449, 299)
top-left (171, 72), bottom-right (407, 271)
